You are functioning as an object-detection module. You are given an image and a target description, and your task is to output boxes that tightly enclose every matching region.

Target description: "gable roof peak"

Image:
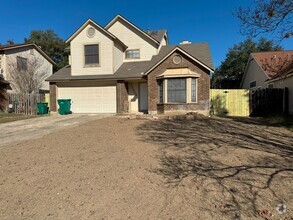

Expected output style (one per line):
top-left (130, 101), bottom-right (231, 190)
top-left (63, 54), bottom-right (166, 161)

top-left (105, 14), bottom-right (160, 45)
top-left (65, 18), bottom-right (127, 49)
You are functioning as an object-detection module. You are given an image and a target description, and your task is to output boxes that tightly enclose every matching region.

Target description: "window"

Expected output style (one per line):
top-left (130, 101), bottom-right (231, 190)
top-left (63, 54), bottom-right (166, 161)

top-left (158, 80), bottom-right (163, 103)
top-left (17, 56), bottom-right (27, 71)
top-left (191, 78), bottom-right (197, 102)
top-left (167, 78), bottom-right (186, 103)
top-left (125, 49), bottom-right (140, 59)
top-left (249, 81), bottom-right (256, 88)
top-left (84, 44), bottom-right (99, 65)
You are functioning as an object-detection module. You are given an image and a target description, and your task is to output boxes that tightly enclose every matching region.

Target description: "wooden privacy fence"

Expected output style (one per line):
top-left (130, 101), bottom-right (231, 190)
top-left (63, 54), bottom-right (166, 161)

top-left (250, 88), bottom-right (288, 116)
top-left (210, 89), bottom-right (250, 117)
top-left (8, 93), bottom-right (48, 115)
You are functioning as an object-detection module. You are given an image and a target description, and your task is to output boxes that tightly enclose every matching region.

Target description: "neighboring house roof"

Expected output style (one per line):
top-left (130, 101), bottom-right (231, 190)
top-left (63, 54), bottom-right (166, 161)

top-left (0, 43), bottom-right (56, 65)
top-left (47, 42), bottom-right (214, 82)
top-left (241, 50), bottom-right (293, 87)
top-left (267, 60), bottom-right (293, 82)
top-left (146, 30), bottom-right (167, 43)
top-left (251, 51), bottom-right (293, 78)
top-left (65, 19), bottom-right (127, 49)
top-left (105, 14), bottom-right (160, 46)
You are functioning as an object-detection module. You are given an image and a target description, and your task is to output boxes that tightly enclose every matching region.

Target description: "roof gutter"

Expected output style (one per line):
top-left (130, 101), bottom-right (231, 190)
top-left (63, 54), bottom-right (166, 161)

top-left (266, 72), bottom-right (293, 83)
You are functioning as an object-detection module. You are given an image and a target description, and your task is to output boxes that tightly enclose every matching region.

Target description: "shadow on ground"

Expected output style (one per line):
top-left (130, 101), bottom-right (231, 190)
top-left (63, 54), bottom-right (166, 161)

top-left (137, 115), bottom-right (293, 219)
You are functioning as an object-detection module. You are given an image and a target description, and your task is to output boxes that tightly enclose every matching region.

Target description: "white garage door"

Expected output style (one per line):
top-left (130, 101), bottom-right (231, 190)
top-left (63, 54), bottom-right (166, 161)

top-left (58, 86), bottom-right (116, 113)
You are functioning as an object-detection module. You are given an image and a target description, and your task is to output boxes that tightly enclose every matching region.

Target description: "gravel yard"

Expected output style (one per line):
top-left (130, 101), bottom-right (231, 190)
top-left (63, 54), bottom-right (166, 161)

top-left (0, 115), bottom-right (292, 219)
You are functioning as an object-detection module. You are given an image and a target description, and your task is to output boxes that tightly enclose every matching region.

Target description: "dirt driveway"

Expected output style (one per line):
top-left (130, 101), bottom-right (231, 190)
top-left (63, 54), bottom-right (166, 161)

top-left (0, 114), bottom-right (112, 147)
top-left (0, 115), bottom-right (292, 219)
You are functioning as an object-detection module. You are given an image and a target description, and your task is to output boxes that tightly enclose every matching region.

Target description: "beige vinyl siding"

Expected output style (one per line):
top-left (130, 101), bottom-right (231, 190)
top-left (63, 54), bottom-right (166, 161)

top-left (71, 24), bottom-right (114, 76)
top-left (107, 20), bottom-right (158, 62)
top-left (3, 47), bottom-right (52, 91)
top-left (0, 54), bottom-right (6, 78)
top-left (113, 41), bottom-right (124, 72)
top-left (68, 55), bottom-right (72, 65)
top-left (272, 76), bottom-right (293, 114)
top-left (242, 60), bottom-right (269, 90)
top-left (158, 37), bottom-right (167, 52)
top-left (161, 37), bottom-right (167, 46)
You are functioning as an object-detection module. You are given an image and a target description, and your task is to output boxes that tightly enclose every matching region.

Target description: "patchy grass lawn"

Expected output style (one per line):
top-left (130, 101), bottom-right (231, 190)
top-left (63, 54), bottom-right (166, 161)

top-left (0, 116), bottom-right (292, 219)
top-left (261, 116), bottom-right (293, 131)
top-left (0, 113), bottom-right (37, 124)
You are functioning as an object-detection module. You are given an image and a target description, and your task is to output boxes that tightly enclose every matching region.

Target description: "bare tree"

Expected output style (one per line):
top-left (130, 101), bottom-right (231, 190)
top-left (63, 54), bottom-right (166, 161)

top-left (261, 54), bottom-right (293, 76)
top-left (235, 0), bottom-right (293, 40)
top-left (7, 53), bottom-right (51, 93)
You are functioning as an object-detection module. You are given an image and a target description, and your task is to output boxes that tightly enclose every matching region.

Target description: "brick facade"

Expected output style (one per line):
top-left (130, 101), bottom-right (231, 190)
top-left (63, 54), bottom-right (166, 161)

top-left (49, 83), bottom-right (57, 112)
top-left (147, 51), bottom-right (210, 114)
top-left (116, 80), bottom-right (128, 114)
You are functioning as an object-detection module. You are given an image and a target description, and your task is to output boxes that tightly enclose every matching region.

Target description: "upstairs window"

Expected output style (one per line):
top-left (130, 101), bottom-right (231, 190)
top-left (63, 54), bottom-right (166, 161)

top-left (125, 49), bottom-right (140, 59)
top-left (84, 44), bottom-right (99, 65)
top-left (17, 56), bottom-right (28, 71)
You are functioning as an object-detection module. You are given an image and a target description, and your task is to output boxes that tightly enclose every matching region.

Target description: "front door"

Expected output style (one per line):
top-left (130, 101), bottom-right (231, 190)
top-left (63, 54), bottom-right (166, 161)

top-left (139, 83), bottom-right (148, 112)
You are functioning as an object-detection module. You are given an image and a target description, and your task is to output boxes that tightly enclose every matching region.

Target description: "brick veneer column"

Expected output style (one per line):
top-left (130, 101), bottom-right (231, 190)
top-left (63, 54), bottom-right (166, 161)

top-left (116, 80), bottom-right (128, 114)
top-left (49, 83), bottom-right (57, 112)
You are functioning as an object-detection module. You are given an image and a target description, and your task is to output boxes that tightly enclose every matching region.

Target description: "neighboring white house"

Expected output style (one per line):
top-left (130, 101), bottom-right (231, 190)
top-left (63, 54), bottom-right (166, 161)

top-left (241, 51), bottom-right (293, 114)
top-left (47, 14), bottom-right (214, 114)
top-left (0, 43), bottom-right (55, 92)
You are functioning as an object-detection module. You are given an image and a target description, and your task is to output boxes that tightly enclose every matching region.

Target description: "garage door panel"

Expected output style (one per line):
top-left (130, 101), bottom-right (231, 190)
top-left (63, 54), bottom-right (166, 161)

top-left (58, 86), bottom-right (116, 113)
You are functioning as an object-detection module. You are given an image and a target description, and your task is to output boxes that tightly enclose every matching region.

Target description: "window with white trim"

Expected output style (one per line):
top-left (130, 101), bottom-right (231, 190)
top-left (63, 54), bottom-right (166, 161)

top-left (191, 78), bottom-right (197, 102)
top-left (167, 78), bottom-right (186, 103)
top-left (158, 77), bottom-right (198, 103)
top-left (125, 49), bottom-right (140, 59)
top-left (84, 44), bottom-right (99, 65)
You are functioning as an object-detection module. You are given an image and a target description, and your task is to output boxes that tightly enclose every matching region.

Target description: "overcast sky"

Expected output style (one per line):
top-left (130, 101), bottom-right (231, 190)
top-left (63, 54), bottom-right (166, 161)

top-left (1, 0), bottom-right (292, 68)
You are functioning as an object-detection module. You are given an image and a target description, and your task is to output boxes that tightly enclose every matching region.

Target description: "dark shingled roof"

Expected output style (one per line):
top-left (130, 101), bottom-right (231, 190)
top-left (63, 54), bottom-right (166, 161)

top-left (0, 43), bottom-right (27, 50)
top-left (47, 42), bottom-right (214, 82)
top-left (46, 66), bottom-right (125, 81)
top-left (146, 30), bottom-right (167, 43)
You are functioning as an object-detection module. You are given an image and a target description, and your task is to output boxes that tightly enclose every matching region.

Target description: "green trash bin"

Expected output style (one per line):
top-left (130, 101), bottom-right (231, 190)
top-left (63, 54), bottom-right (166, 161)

top-left (37, 103), bottom-right (49, 115)
top-left (57, 99), bottom-right (71, 115)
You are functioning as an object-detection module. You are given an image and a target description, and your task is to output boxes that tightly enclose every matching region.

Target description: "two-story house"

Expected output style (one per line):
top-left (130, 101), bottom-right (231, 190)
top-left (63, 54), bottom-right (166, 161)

top-left (47, 15), bottom-right (214, 114)
top-left (0, 43), bottom-right (55, 93)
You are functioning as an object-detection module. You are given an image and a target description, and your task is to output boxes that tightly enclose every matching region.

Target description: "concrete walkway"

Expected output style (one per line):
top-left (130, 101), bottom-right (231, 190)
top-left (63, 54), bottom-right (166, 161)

top-left (0, 114), bottom-right (113, 147)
